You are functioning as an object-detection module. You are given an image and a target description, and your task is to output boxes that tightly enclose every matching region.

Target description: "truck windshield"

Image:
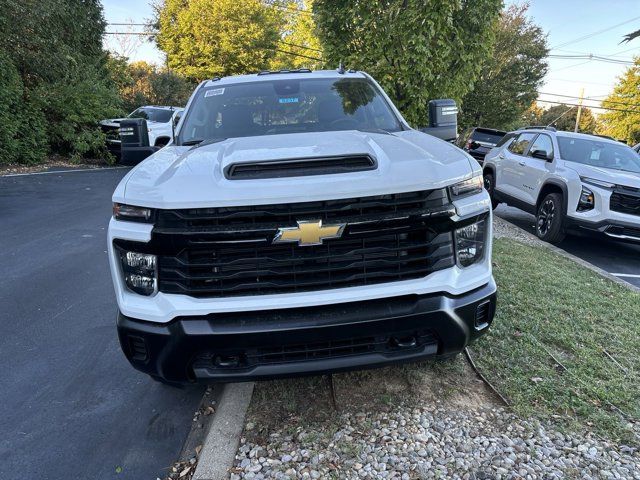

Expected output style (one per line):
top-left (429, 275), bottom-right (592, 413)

top-left (128, 107), bottom-right (174, 123)
top-left (178, 77), bottom-right (402, 144)
top-left (557, 137), bottom-right (640, 174)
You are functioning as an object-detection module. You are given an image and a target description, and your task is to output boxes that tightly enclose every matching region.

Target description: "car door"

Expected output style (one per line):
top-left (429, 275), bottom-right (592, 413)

top-left (496, 132), bottom-right (537, 202)
top-left (520, 133), bottom-right (555, 205)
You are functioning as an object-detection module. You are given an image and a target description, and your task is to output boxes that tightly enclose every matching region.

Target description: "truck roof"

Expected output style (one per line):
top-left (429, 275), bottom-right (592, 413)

top-left (203, 69), bottom-right (367, 88)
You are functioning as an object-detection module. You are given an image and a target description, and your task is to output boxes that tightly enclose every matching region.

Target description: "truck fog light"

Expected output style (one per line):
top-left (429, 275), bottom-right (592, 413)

top-left (117, 247), bottom-right (158, 296)
top-left (577, 186), bottom-right (595, 211)
top-left (124, 252), bottom-right (157, 272)
top-left (125, 274), bottom-right (157, 296)
top-left (455, 220), bottom-right (486, 267)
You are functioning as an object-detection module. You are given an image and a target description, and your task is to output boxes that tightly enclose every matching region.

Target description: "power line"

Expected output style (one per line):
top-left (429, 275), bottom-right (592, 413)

top-left (105, 32), bottom-right (153, 35)
top-left (279, 40), bottom-right (322, 53)
top-left (107, 23), bottom-right (150, 26)
top-left (548, 59), bottom-right (594, 73)
top-left (272, 47), bottom-right (321, 61)
top-left (266, 3), bottom-right (312, 16)
top-left (104, 30), bottom-right (323, 57)
top-left (548, 54), bottom-right (634, 65)
top-left (546, 77), bottom-right (615, 87)
top-left (538, 92), bottom-right (640, 109)
top-left (552, 16), bottom-right (640, 49)
top-left (551, 47), bottom-right (637, 61)
top-left (536, 99), bottom-right (640, 114)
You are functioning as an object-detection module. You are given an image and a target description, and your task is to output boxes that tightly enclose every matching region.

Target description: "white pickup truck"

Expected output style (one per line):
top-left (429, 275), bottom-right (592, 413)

top-left (100, 106), bottom-right (183, 159)
top-left (108, 69), bottom-right (496, 384)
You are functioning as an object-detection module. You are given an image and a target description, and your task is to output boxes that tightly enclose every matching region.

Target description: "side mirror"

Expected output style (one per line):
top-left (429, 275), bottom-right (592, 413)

top-left (171, 112), bottom-right (182, 141)
top-left (419, 99), bottom-right (458, 142)
top-left (173, 112), bottom-right (182, 128)
top-left (531, 149), bottom-right (552, 161)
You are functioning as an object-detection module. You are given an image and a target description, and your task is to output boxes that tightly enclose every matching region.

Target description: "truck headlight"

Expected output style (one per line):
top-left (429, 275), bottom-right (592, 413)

top-left (580, 177), bottom-right (615, 189)
top-left (577, 186), bottom-right (595, 212)
top-left (455, 219), bottom-right (486, 267)
top-left (113, 203), bottom-right (154, 223)
top-left (449, 175), bottom-right (483, 198)
top-left (117, 248), bottom-right (157, 296)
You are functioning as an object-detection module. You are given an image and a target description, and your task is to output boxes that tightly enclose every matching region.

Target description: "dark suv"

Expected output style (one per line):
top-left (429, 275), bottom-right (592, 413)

top-left (457, 127), bottom-right (506, 164)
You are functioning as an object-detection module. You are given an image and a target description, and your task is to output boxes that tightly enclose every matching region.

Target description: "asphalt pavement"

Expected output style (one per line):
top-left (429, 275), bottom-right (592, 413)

top-left (0, 168), bottom-right (204, 480)
top-left (495, 204), bottom-right (640, 288)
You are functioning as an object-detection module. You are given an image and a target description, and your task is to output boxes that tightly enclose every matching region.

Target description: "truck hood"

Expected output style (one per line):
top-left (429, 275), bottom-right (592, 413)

top-left (564, 161), bottom-right (640, 189)
top-left (116, 130), bottom-right (477, 208)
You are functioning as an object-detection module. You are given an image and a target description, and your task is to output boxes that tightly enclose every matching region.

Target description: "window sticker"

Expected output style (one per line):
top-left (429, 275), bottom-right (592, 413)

top-left (279, 97), bottom-right (299, 104)
top-left (205, 88), bottom-right (225, 97)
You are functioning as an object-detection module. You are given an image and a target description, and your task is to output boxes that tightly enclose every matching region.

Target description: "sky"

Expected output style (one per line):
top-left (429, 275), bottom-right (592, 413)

top-left (101, 0), bottom-right (640, 111)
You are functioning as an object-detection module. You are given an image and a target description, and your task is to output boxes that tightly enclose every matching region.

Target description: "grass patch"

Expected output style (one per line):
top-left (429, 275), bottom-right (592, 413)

top-left (471, 238), bottom-right (640, 443)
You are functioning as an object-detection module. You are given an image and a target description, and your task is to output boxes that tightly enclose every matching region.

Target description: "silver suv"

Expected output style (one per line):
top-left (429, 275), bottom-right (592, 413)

top-left (483, 127), bottom-right (640, 243)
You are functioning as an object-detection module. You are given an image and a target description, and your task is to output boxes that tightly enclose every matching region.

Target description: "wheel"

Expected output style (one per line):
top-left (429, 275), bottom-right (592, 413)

top-left (483, 172), bottom-right (499, 210)
top-left (535, 193), bottom-right (565, 243)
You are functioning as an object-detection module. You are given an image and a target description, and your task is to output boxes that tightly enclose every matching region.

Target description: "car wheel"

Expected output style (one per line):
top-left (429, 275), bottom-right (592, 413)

top-left (536, 193), bottom-right (565, 244)
top-left (483, 172), bottom-right (499, 210)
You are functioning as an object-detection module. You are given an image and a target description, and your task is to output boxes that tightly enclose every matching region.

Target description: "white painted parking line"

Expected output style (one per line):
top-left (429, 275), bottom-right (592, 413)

top-left (611, 273), bottom-right (640, 279)
top-left (2, 166), bottom-right (130, 177)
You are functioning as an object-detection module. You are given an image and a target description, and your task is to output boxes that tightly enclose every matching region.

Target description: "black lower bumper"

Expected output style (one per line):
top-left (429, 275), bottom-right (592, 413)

top-left (117, 280), bottom-right (497, 383)
top-left (565, 217), bottom-right (640, 243)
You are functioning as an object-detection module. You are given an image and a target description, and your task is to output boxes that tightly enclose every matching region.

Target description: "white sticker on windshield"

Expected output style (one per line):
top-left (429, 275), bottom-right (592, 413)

top-left (205, 88), bottom-right (225, 97)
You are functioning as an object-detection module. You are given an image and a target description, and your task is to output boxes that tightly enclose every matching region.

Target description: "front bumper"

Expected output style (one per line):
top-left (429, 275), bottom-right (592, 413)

top-left (117, 279), bottom-right (497, 383)
top-left (565, 217), bottom-right (640, 243)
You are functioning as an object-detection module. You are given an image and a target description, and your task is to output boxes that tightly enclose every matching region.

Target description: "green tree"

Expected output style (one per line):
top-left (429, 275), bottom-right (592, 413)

top-left (519, 102), bottom-right (544, 127)
top-left (108, 59), bottom-right (196, 112)
top-left (538, 104), bottom-right (598, 133)
top-left (0, 0), bottom-right (121, 164)
top-left (459, 4), bottom-right (548, 130)
top-left (313, 0), bottom-right (502, 126)
top-left (270, 0), bottom-right (324, 70)
top-left (156, 0), bottom-right (284, 80)
top-left (598, 58), bottom-right (640, 144)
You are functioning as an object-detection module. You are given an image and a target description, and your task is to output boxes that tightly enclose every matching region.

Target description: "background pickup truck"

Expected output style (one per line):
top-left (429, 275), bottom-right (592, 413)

top-left (100, 106), bottom-right (183, 161)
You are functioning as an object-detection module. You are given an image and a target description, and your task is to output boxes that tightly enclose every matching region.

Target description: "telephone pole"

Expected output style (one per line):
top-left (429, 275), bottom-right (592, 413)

top-left (574, 87), bottom-right (584, 133)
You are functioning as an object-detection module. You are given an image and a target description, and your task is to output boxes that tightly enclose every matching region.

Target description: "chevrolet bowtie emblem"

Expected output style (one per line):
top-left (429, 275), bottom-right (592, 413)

top-left (273, 220), bottom-right (346, 246)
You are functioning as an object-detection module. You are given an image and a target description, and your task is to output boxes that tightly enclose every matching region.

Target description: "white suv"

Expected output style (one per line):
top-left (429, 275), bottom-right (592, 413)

top-left (483, 127), bottom-right (640, 243)
top-left (108, 69), bottom-right (496, 384)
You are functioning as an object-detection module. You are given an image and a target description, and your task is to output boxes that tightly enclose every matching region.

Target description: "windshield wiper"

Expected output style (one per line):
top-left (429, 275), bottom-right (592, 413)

top-left (181, 139), bottom-right (204, 146)
top-left (356, 127), bottom-right (394, 135)
top-left (181, 137), bottom-right (227, 148)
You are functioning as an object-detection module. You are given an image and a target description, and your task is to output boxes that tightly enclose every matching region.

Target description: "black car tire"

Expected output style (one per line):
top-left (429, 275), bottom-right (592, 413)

top-left (483, 172), bottom-right (499, 210)
top-left (536, 193), bottom-right (565, 244)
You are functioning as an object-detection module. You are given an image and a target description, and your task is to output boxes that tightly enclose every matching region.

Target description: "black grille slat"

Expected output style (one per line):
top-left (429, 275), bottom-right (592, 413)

top-left (156, 190), bottom-right (450, 230)
top-left (611, 190), bottom-right (640, 217)
top-left (148, 189), bottom-right (458, 297)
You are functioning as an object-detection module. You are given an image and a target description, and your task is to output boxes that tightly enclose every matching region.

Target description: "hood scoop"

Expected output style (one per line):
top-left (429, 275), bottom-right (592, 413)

top-left (224, 154), bottom-right (377, 180)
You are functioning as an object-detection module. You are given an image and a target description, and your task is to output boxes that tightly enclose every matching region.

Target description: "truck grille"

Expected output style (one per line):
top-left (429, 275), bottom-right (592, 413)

top-left (149, 189), bottom-right (457, 298)
top-left (610, 188), bottom-right (640, 217)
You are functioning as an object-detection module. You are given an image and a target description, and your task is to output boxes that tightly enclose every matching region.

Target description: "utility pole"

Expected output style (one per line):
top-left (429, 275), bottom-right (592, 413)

top-left (574, 87), bottom-right (584, 133)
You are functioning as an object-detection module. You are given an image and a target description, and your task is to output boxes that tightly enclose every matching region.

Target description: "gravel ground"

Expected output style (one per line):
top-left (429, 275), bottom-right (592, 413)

top-left (492, 216), bottom-right (542, 246)
top-left (233, 405), bottom-right (640, 480)
top-left (0, 156), bottom-right (112, 175)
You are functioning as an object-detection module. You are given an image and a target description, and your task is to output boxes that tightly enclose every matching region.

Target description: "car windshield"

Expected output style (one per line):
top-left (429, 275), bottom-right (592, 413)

top-left (128, 107), bottom-right (174, 123)
top-left (178, 77), bottom-right (402, 144)
top-left (471, 130), bottom-right (505, 145)
top-left (557, 136), bottom-right (640, 174)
